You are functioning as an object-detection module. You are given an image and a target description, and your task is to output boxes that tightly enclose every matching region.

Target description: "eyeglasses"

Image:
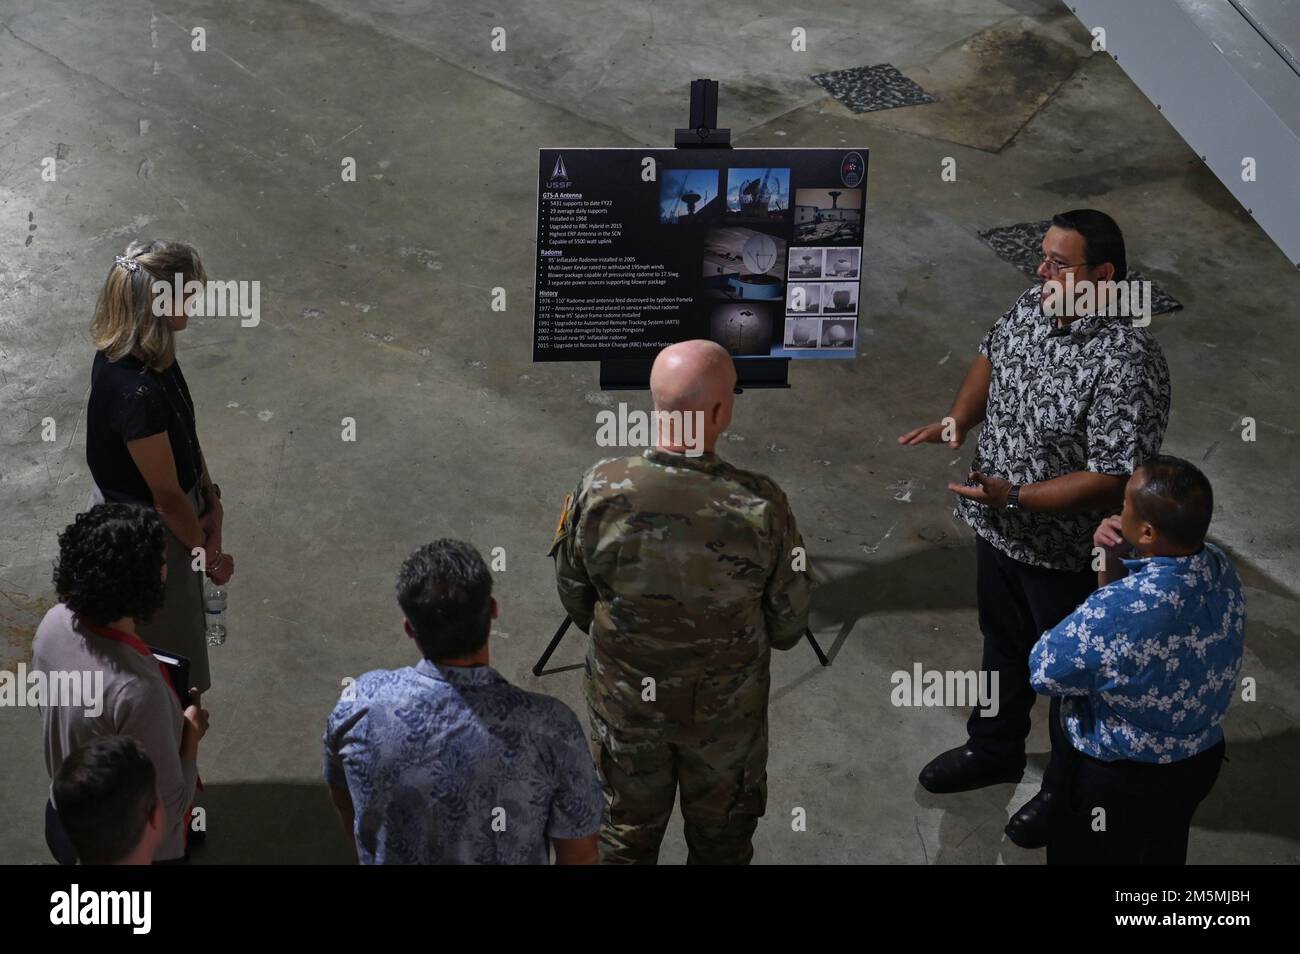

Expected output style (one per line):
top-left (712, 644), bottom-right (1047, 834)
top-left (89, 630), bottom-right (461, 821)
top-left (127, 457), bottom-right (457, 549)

top-left (1039, 255), bottom-right (1088, 275)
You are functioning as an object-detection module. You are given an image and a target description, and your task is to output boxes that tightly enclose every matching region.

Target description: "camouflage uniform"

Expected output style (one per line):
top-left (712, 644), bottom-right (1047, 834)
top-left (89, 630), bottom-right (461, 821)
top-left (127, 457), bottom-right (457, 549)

top-left (550, 447), bottom-right (810, 864)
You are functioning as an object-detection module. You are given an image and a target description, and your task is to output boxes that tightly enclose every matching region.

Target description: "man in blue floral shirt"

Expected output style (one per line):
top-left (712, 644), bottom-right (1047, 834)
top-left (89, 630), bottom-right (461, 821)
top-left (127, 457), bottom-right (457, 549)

top-left (324, 539), bottom-right (604, 864)
top-left (1030, 455), bottom-right (1244, 864)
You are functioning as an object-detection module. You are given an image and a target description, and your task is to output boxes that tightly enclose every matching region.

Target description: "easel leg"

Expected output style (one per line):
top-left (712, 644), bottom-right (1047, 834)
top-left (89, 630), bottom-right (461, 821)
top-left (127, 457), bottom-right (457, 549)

top-left (805, 627), bottom-right (830, 667)
top-left (537, 616), bottom-right (827, 673)
top-left (533, 615), bottom-right (573, 676)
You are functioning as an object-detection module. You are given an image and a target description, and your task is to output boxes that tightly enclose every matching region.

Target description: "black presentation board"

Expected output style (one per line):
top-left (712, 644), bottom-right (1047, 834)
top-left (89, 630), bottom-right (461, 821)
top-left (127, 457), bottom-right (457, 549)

top-left (533, 148), bottom-right (868, 363)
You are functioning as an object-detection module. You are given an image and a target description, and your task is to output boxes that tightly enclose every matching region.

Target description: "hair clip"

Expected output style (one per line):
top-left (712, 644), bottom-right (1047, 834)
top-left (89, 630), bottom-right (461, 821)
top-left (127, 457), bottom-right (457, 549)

top-left (114, 255), bottom-right (141, 273)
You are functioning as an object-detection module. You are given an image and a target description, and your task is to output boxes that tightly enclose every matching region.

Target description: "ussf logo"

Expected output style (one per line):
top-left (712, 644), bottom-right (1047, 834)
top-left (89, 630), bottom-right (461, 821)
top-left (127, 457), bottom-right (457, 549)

top-left (546, 154), bottom-right (572, 190)
top-left (840, 151), bottom-right (865, 188)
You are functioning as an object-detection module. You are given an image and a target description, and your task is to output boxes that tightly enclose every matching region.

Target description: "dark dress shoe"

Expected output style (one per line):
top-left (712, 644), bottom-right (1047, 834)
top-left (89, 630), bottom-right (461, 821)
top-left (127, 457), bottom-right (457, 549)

top-left (1005, 790), bottom-right (1053, 849)
top-left (918, 744), bottom-right (1024, 794)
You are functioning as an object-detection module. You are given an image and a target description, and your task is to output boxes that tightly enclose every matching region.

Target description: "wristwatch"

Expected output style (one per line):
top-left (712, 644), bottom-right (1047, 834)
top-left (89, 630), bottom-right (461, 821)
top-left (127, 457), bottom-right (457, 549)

top-left (1006, 485), bottom-right (1021, 510)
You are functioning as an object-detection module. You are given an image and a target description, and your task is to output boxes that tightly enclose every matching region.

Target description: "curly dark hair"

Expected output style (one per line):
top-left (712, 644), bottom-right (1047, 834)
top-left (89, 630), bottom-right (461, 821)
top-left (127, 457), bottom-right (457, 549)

top-left (53, 504), bottom-right (167, 626)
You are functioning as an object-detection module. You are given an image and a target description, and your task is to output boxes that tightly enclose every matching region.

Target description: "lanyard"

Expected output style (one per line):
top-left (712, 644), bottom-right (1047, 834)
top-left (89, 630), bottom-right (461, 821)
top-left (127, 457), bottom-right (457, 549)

top-left (78, 618), bottom-right (178, 696)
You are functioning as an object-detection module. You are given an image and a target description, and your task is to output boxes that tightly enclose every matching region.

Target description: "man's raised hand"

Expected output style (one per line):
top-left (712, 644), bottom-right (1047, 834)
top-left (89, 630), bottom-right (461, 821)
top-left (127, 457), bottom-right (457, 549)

top-left (898, 417), bottom-right (965, 449)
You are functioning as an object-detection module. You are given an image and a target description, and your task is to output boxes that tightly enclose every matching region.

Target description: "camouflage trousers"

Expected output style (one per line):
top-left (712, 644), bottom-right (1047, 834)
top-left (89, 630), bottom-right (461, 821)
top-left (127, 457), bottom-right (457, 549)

top-left (589, 708), bottom-right (769, 865)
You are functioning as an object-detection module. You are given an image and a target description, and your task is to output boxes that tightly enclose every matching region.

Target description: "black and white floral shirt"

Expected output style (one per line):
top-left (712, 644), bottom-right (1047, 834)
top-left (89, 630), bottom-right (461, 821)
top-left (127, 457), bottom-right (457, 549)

top-left (955, 285), bottom-right (1171, 572)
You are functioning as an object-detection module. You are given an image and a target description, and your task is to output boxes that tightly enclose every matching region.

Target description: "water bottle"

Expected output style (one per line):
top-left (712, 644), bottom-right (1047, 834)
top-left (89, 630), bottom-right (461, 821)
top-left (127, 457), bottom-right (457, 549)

top-left (205, 580), bottom-right (227, 646)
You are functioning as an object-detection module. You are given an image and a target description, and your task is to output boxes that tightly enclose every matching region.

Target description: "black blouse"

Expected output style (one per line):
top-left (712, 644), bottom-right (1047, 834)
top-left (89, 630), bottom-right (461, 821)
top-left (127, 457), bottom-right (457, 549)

top-left (86, 351), bottom-right (203, 504)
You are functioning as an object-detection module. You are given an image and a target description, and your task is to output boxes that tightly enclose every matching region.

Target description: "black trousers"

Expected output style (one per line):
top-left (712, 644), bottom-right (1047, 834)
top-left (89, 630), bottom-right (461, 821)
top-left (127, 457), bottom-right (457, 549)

top-left (966, 535), bottom-right (1096, 793)
top-left (1048, 739), bottom-right (1226, 864)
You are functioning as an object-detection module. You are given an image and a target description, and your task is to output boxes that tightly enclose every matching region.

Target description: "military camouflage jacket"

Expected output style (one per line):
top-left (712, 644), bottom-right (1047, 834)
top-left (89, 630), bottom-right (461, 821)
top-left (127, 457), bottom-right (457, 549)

top-left (551, 448), bottom-right (811, 732)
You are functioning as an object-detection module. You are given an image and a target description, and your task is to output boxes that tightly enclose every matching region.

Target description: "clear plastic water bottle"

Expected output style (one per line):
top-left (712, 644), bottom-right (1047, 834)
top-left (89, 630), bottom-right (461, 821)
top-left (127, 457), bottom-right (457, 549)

top-left (205, 580), bottom-right (227, 646)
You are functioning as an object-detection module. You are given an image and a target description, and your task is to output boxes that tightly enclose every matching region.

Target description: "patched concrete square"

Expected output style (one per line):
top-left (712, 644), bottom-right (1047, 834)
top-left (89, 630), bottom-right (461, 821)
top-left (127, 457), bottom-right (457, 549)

top-left (810, 64), bottom-right (938, 113)
top-left (832, 14), bottom-right (1096, 152)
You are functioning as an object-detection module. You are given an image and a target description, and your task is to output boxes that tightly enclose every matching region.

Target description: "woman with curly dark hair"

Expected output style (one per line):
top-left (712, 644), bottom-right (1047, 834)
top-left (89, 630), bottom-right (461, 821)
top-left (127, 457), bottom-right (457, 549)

top-left (33, 503), bottom-right (209, 864)
top-left (85, 239), bottom-right (236, 694)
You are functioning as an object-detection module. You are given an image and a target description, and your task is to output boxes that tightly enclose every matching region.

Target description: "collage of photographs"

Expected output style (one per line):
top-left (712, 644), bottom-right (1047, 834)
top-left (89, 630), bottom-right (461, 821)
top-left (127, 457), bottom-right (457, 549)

top-left (784, 187), bottom-right (864, 353)
top-left (659, 167), bottom-right (865, 358)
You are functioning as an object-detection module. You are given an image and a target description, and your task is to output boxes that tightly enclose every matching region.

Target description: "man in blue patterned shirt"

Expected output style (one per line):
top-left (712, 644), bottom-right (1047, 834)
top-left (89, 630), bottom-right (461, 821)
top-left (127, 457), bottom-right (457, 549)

top-left (323, 539), bottom-right (604, 864)
top-left (1030, 456), bottom-right (1244, 864)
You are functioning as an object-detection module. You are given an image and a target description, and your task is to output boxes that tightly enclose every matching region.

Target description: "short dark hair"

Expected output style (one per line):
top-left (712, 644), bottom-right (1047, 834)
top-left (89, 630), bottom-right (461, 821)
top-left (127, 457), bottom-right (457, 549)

top-left (396, 540), bottom-right (494, 661)
top-left (54, 735), bottom-right (158, 864)
top-left (1133, 455), bottom-right (1214, 549)
top-left (53, 504), bottom-right (167, 626)
top-left (1052, 209), bottom-right (1127, 281)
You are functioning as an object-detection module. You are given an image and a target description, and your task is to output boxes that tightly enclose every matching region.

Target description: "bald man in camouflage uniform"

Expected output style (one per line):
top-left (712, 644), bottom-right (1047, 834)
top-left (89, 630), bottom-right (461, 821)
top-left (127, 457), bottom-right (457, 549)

top-left (551, 340), bottom-right (810, 864)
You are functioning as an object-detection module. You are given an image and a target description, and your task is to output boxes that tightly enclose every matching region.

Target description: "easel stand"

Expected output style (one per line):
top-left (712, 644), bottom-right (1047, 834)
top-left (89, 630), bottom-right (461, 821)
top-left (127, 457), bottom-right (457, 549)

top-left (533, 615), bottom-right (828, 677)
top-left (538, 83), bottom-right (827, 676)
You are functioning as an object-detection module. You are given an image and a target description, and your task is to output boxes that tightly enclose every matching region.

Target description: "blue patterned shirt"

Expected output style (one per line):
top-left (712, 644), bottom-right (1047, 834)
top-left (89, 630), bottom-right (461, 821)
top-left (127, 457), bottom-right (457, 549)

top-left (323, 659), bottom-right (604, 864)
top-left (1029, 543), bottom-right (1245, 763)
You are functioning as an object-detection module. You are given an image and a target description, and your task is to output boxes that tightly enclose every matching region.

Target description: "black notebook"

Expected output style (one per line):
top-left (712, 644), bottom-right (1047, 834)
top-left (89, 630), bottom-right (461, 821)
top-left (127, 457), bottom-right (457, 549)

top-left (150, 647), bottom-right (192, 706)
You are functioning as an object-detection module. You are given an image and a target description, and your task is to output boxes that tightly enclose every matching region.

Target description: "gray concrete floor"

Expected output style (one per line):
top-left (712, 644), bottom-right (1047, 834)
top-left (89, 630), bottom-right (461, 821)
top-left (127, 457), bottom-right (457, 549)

top-left (1, 0), bottom-right (1297, 864)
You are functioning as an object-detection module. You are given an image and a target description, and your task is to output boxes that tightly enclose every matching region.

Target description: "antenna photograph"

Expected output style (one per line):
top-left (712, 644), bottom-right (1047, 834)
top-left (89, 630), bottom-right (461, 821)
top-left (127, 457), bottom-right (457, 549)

top-left (725, 167), bottom-right (791, 223)
top-left (658, 168), bottom-right (721, 225)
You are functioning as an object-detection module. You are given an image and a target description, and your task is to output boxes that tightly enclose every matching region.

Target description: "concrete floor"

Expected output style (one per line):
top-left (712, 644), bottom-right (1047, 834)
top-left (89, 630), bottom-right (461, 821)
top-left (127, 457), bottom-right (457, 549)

top-left (1, 0), bottom-right (1297, 864)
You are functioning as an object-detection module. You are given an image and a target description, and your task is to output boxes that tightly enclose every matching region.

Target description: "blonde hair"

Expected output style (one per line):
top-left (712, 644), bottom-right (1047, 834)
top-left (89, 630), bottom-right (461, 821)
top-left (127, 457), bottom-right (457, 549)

top-left (90, 240), bottom-right (207, 371)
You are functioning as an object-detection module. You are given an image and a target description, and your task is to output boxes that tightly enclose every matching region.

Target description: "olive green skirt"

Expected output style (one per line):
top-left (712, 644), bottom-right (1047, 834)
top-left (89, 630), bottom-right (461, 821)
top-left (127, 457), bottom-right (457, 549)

top-left (87, 483), bottom-right (211, 693)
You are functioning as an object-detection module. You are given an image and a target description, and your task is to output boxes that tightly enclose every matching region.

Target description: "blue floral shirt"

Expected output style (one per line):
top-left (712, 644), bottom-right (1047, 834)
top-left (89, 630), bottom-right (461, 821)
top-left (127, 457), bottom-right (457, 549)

top-left (324, 659), bottom-right (604, 864)
top-left (1029, 543), bottom-right (1245, 763)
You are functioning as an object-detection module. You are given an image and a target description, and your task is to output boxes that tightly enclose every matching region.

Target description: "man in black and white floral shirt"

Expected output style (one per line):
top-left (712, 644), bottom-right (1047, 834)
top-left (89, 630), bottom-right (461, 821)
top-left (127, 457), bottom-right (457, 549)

top-left (899, 209), bottom-right (1171, 850)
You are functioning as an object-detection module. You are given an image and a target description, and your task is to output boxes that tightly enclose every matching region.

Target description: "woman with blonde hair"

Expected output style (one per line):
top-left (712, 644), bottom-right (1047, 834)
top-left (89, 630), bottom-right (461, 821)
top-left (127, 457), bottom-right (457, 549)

top-left (85, 239), bottom-right (235, 693)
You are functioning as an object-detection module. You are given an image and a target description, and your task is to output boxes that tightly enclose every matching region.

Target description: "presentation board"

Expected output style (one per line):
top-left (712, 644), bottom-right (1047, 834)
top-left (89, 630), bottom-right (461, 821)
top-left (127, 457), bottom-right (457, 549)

top-left (533, 148), bottom-right (868, 363)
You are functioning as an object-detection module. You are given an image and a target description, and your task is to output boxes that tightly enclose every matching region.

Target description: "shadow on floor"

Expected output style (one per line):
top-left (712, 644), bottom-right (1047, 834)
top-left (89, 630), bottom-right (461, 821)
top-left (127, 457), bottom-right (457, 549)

top-left (917, 779), bottom-right (1042, 865)
top-left (190, 781), bottom-right (354, 865)
top-left (812, 546), bottom-right (977, 621)
top-left (808, 546), bottom-right (977, 660)
top-left (1193, 723), bottom-right (1300, 845)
